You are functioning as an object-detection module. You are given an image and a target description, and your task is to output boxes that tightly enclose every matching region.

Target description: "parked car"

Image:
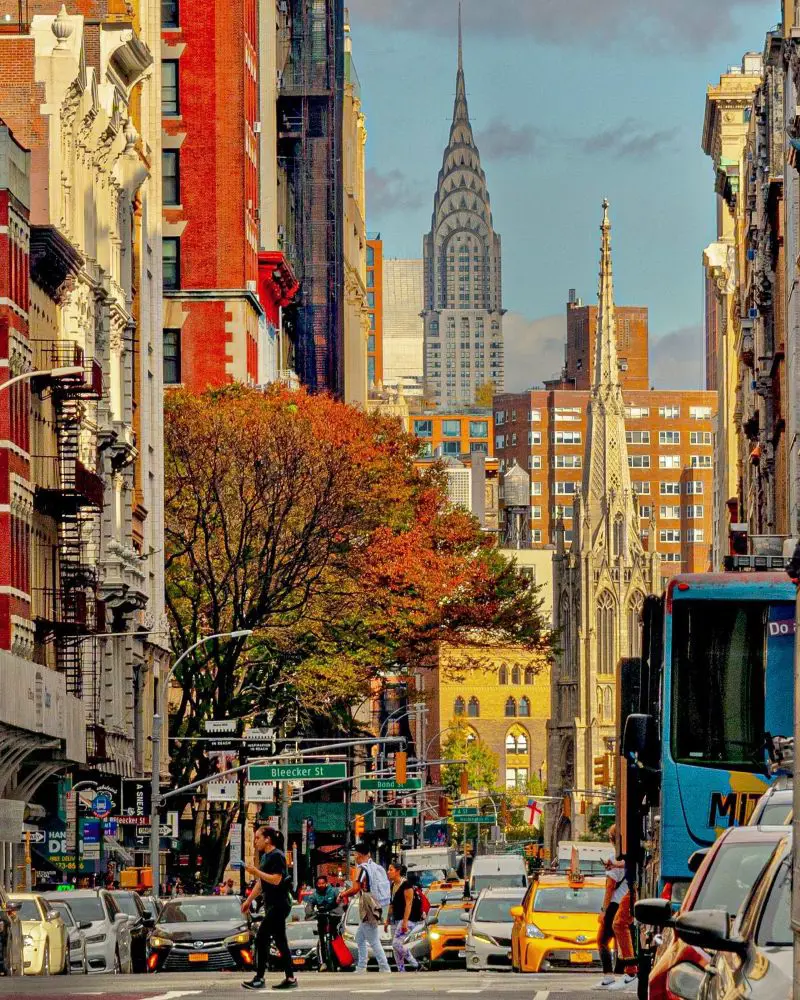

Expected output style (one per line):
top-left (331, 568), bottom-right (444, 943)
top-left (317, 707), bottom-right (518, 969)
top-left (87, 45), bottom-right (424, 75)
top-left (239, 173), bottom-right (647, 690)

top-left (62, 889), bottom-right (133, 974)
top-left (42, 898), bottom-right (88, 974)
top-left (341, 900), bottom-right (395, 968)
top-left (147, 895), bottom-right (254, 973)
top-left (10, 893), bottom-right (67, 975)
top-left (270, 919), bottom-right (319, 972)
top-left (0, 885), bottom-right (23, 976)
top-left (510, 873), bottom-right (606, 972)
top-left (748, 784), bottom-right (792, 826)
top-left (108, 890), bottom-right (153, 973)
top-left (464, 885), bottom-right (525, 972)
top-left (635, 824), bottom-right (787, 1000)
top-left (676, 835), bottom-right (792, 1000)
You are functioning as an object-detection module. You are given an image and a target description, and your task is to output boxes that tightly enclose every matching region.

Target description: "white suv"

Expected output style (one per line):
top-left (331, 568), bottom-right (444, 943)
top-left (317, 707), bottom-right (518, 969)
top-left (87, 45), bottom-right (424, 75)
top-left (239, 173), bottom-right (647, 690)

top-left (62, 889), bottom-right (133, 974)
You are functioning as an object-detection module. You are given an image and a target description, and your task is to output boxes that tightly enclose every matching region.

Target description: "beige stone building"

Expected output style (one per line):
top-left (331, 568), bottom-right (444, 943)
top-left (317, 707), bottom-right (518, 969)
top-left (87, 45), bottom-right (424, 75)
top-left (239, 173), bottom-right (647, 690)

top-left (547, 204), bottom-right (659, 846)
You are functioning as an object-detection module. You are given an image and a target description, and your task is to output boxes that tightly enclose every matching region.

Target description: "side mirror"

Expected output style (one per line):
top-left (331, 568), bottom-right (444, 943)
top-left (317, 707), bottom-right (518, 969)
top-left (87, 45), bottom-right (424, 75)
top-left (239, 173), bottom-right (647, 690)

top-left (623, 713), bottom-right (659, 768)
top-left (114, 912), bottom-right (127, 923)
top-left (634, 898), bottom-right (674, 928)
top-left (673, 909), bottom-right (748, 957)
top-left (79, 921), bottom-right (93, 931)
top-left (509, 906), bottom-right (524, 920)
top-left (5, 901), bottom-right (20, 915)
top-left (142, 914), bottom-right (155, 928)
top-left (459, 912), bottom-right (470, 923)
top-left (687, 849), bottom-right (709, 874)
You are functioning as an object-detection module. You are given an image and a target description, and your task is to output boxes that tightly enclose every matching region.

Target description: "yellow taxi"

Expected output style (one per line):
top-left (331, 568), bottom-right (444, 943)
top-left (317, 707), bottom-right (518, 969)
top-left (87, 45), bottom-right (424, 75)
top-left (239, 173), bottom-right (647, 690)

top-left (510, 873), bottom-right (606, 973)
top-left (428, 900), bottom-right (473, 966)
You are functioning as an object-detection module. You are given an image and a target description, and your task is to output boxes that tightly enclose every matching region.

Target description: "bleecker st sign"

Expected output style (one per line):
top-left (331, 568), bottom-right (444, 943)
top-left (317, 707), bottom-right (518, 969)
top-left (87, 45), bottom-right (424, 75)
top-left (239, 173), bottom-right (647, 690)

top-left (248, 763), bottom-right (346, 782)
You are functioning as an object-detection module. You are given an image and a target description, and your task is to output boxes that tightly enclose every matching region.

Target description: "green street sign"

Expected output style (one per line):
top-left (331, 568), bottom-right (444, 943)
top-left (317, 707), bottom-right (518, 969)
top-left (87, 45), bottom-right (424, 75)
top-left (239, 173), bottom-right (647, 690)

top-left (598, 803), bottom-right (616, 817)
top-left (377, 808), bottom-right (417, 819)
top-left (359, 778), bottom-right (422, 791)
top-left (452, 809), bottom-right (480, 820)
top-left (248, 763), bottom-right (347, 782)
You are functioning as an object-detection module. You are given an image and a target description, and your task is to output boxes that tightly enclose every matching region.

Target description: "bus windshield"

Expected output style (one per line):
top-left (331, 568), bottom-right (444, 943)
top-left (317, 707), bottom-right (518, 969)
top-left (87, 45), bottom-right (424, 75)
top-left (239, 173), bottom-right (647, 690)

top-left (671, 601), bottom-right (766, 768)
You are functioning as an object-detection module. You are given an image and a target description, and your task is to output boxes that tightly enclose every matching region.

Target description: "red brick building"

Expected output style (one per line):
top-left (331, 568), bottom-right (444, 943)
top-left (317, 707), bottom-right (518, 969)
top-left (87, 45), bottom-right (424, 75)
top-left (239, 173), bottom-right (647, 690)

top-left (161, 0), bottom-right (297, 391)
top-left (563, 289), bottom-right (649, 391)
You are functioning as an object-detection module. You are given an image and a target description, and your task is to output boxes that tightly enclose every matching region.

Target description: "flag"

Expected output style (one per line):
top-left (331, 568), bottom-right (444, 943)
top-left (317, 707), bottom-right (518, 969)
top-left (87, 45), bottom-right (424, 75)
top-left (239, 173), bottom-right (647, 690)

top-left (523, 799), bottom-right (544, 831)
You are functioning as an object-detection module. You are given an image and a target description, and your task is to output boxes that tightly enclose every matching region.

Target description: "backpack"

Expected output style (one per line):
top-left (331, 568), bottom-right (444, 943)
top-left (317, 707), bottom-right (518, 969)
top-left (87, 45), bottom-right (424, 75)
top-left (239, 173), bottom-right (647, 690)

top-left (413, 884), bottom-right (430, 920)
top-left (360, 860), bottom-right (391, 907)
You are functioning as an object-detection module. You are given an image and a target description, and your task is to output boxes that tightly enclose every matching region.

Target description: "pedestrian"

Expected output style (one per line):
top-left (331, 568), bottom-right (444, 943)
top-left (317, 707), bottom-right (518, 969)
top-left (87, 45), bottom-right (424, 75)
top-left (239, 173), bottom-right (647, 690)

top-left (385, 863), bottom-right (420, 972)
top-left (597, 825), bottom-right (638, 992)
top-left (337, 842), bottom-right (391, 974)
top-left (305, 874), bottom-right (340, 971)
top-left (239, 825), bottom-right (298, 991)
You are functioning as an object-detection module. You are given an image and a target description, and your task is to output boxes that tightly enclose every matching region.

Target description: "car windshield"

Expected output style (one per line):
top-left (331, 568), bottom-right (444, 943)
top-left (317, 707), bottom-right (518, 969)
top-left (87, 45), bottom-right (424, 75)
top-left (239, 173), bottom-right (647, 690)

top-left (51, 903), bottom-right (74, 927)
top-left (755, 800), bottom-right (792, 826)
top-left (532, 887), bottom-right (605, 914)
top-left (66, 897), bottom-right (105, 922)
top-left (756, 860), bottom-right (791, 947)
top-left (474, 893), bottom-right (525, 922)
top-left (286, 922), bottom-right (317, 942)
top-left (694, 841), bottom-right (777, 914)
top-left (14, 899), bottom-right (40, 920)
top-left (435, 907), bottom-right (468, 926)
top-left (472, 874), bottom-right (526, 894)
top-left (113, 894), bottom-right (140, 916)
top-left (160, 898), bottom-right (242, 923)
top-left (413, 869), bottom-right (445, 888)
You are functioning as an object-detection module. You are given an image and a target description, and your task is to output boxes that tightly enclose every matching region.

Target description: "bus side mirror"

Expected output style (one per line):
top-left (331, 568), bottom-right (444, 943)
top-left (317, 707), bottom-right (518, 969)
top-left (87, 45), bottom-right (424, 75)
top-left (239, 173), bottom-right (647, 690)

top-left (623, 713), bottom-right (659, 769)
top-left (687, 849), bottom-right (709, 874)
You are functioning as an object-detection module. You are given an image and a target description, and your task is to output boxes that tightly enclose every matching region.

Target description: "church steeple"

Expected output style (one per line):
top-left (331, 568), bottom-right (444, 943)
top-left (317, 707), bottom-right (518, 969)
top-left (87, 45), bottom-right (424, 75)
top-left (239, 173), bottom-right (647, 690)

top-left (579, 200), bottom-right (642, 559)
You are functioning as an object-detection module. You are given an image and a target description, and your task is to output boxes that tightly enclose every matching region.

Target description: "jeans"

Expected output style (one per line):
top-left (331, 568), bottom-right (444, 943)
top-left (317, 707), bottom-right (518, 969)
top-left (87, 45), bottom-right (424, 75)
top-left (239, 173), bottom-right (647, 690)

top-left (355, 920), bottom-right (390, 972)
top-left (391, 922), bottom-right (420, 971)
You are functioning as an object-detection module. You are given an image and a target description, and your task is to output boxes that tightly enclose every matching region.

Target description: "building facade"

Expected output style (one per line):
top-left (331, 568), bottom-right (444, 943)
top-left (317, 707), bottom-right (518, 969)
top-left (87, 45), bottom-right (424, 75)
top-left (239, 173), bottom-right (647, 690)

top-left (783, 2), bottom-right (800, 543)
top-left (422, 12), bottom-right (504, 409)
top-left (563, 289), bottom-right (649, 391)
top-left (383, 258), bottom-right (424, 397)
top-left (366, 236), bottom-right (383, 389)
top-left (0, 0), bottom-right (167, 884)
top-left (547, 203), bottom-right (659, 844)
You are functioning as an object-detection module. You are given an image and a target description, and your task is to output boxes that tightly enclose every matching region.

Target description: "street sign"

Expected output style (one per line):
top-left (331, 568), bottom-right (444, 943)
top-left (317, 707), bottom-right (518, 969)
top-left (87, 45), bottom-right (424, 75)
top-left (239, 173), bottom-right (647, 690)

top-left (598, 803), bottom-right (616, 817)
top-left (82, 821), bottom-right (101, 844)
top-left (243, 728), bottom-right (276, 759)
top-left (245, 782), bottom-right (275, 803)
top-left (359, 778), bottom-right (422, 791)
top-left (120, 780), bottom-right (150, 819)
top-left (452, 809), bottom-right (480, 820)
top-left (248, 763), bottom-right (346, 782)
top-left (204, 720), bottom-right (240, 733)
top-left (29, 831), bottom-right (46, 845)
top-left (207, 780), bottom-right (239, 802)
top-left (377, 808), bottom-right (416, 819)
top-left (91, 794), bottom-right (113, 819)
top-left (158, 825), bottom-right (172, 837)
top-left (204, 720), bottom-right (242, 752)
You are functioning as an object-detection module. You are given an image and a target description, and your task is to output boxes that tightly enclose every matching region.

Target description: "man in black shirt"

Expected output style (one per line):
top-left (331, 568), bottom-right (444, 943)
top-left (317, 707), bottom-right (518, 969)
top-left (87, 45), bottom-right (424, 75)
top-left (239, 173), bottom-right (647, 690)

top-left (240, 826), bottom-right (297, 991)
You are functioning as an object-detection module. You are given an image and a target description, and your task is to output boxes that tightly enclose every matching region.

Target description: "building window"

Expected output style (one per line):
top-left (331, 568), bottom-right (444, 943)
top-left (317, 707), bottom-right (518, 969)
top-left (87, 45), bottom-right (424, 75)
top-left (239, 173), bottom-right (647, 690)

top-left (632, 481), bottom-right (651, 495)
top-left (553, 430), bottom-right (582, 445)
top-left (369, 313), bottom-right (376, 331)
top-left (467, 696), bottom-right (480, 718)
top-left (504, 697), bottom-right (517, 717)
top-left (660, 482), bottom-right (680, 495)
top-left (367, 245), bottom-right (375, 267)
top-left (417, 442), bottom-right (433, 459)
top-left (470, 442), bottom-right (488, 455)
top-left (660, 529), bottom-right (681, 543)
top-left (442, 419), bottom-right (461, 437)
top-left (597, 590), bottom-right (615, 676)
top-left (553, 481), bottom-right (578, 495)
top-left (469, 420), bottom-right (488, 438)
top-left (531, 529), bottom-right (542, 543)
top-left (505, 729), bottom-right (529, 755)
top-left (629, 455), bottom-right (651, 469)
top-left (528, 430), bottom-right (542, 446)
top-left (366, 291), bottom-right (375, 308)
top-left (554, 455), bottom-right (582, 469)
top-left (659, 430), bottom-right (681, 445)
top-left (413, 419), bottom-right (432, 438)
top-left (162, 149), bottom-right (180, 205)
top-left (163, 328), bottom-right (181, 384)
top-left (505, 768), bottom-right (528, 790)
top-left (529, 408), bottom-right (541, 422)
top-left (626, 430), bottom-right (650, 444)
top-left (524, 667), bottom-right (535, 684)
top-left (639, 504), bottom-right (652, 518)
top-left (454, 697), bottom-right (466, 716)
top-left (162, 0), bottom-right (179, 27)
top-left (531, 505), bottom-right (542, 519)
top-left (498, 664), bottom-right (508, 685)
top-left (691, 455), bottom-right (712, 469)
top-left (689, 406), bottom-right (712, 420)
top-left (519, 696), bottom-right (531, 717)
top-left (442, 440), bottom-right (461, 456)
top-left (367, 334), bottom-right (376, 353)
top-left (511, 665), bottom-right (521, 685)
top-left (628, 592), bottom-right (644, 657)
top-left (690, 431), bottom-right (712, 445)
top-left (687, 529), bottom-right (705, 543)
top-left (659, 455), bottom-right (680, 469)
top-left (367, 357), bottom-right (376, 385)
top-left (625, 406), bottom-right (650, 419)
top-left (658, 405), bottom-right (680, 419)
top-left (685, 505), bottom-right (704, 519)
top-left (660, 505), bottom-right (680, 519)
top-left (163, 237), bottom-right (180, 289)
top-left (162, 60), bottom-right (179, 115)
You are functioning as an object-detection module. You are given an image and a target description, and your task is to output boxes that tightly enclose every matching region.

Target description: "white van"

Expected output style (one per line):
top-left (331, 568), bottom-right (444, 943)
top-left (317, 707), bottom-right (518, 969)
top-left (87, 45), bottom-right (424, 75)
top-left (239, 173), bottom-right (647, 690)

top-left (468, 854), bottom-right (527, 897)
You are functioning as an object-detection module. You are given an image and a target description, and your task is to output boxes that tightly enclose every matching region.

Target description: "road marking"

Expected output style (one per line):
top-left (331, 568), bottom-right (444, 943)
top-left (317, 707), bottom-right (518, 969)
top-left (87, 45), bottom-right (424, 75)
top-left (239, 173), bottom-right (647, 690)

top-left (533, 992), bottom-right (550, 1000)
top-left (447, 991), bottom-right (484, 994)
top-left (146, 992), bottom-right (204, 1000)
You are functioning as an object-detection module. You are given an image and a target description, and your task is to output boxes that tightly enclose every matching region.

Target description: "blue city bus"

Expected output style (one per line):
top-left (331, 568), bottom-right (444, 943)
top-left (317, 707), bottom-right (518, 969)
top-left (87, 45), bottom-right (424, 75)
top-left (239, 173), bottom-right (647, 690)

top-left (619, 572), bottom-right (795, 903)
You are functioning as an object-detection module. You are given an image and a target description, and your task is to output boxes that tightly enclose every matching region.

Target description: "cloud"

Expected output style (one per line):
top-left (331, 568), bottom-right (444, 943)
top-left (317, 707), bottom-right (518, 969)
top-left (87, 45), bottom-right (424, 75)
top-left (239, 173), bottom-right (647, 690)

top-left (581, 119), bottom-right (679, 158)
top-left (503, 313), bottom-right (566, 391)
top-left (347, 0), bottom-right (770, 48)
top-left (649, 325), bottom-right (705, 390)
top-left (367, 167), bottom-right (426, 216)
top-left (477, 120), bottom-right (538, 160)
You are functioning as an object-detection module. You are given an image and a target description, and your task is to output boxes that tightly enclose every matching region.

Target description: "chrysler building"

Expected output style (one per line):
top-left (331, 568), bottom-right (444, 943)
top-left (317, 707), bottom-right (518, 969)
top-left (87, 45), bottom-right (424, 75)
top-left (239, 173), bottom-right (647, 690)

top-left (422, 7), bottom-right (504, 408)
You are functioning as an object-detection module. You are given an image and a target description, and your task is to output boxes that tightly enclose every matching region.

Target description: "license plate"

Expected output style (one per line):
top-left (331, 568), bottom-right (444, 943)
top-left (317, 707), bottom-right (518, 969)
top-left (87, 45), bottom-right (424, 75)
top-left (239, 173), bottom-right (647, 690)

top-left (188, 953), bottom-right (209, 962)
top-left (570, 951), bottom-right (592, 964)
top-left (293, 957), bottom-right (306, 966)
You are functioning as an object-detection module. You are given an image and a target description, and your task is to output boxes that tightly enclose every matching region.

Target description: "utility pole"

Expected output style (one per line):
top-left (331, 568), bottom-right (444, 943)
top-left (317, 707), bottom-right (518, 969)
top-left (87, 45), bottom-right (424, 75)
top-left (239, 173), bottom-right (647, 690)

top-left (238, 767), bottom-right (246, 897)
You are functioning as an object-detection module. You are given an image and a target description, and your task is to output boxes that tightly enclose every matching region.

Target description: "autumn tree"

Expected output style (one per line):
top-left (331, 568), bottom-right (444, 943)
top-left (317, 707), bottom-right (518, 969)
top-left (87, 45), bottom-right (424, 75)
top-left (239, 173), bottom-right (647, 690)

top-left (441, 717), bottom-right (499, 799)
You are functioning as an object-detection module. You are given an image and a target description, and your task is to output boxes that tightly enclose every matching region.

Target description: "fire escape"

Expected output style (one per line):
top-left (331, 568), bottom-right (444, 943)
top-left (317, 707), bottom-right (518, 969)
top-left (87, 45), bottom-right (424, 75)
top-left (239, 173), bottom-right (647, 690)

top-left (33, 341), bottom-right (106, 761)
top-left (277, 0), bottom-right (344, 397)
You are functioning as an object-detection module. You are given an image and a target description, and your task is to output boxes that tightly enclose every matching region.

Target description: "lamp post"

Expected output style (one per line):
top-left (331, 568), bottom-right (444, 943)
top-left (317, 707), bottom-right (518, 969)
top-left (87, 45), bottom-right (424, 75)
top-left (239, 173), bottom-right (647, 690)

top-left (150, 629), bottom-right (252, 899)
top-left (0, 366), bottom-right (83, 392)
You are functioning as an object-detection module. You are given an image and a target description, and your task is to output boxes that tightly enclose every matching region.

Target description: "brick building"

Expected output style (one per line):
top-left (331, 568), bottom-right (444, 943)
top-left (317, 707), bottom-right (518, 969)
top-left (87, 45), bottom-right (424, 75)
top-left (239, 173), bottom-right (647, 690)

top-left (563, 288), bottom-right (649, 391)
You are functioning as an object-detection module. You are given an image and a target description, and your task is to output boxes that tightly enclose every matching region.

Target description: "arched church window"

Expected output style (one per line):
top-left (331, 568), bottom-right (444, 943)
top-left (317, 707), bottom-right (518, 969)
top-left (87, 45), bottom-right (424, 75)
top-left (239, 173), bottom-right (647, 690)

top-left (499, 664), bottom-right (508, 685)
top-left (511, 665), bottom-right (521, 685)
top-left (454, 697), bottom-right (465, 716)
top-left (504, 697), bottom-right (517, 718)
top-left (519, 696), bottom-right (531, 717)
top-left (628, 592), bottom-right (644, 658)
top-left (597, 590), bottom-right (615, 676)
top-left (467, 696), bottom-right (480, 718)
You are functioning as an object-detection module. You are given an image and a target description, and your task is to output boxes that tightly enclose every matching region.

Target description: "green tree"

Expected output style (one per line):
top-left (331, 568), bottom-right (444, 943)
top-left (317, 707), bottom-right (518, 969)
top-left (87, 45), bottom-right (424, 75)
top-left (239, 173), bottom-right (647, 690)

top-left (441, 717), bottom-right (499, 798)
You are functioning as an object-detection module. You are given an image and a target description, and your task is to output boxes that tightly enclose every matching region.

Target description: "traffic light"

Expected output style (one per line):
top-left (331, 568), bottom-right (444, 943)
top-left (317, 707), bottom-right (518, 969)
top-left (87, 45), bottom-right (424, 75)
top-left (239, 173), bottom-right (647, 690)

top-left (593, 754), bottom-right (610, 788)
top-left (438, 795), bottom-right (452, 818)
top-left (395, 750), bottom-right (407, 786)
top-left (459, 769), bottom-right (469, 796)
top-left (354, 813), bottom-right (365, 839)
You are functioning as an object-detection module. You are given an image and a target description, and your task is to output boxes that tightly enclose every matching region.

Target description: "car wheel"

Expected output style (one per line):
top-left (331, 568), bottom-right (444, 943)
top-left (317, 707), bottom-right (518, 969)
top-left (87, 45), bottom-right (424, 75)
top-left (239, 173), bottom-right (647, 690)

top-left (42, 944), bottom-right (50, 977)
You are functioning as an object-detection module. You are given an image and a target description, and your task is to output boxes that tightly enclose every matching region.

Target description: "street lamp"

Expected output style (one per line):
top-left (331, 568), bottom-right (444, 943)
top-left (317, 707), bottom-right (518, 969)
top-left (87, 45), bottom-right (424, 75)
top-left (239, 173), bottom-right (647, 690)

top-left (0, 366), bottom-right (83, 392)
top-left (149, 629), bottom-right (253, 898)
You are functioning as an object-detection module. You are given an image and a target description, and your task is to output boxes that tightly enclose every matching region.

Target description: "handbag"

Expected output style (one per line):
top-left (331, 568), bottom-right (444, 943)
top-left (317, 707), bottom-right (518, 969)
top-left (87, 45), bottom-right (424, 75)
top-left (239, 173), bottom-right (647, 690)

top-left (358, 890), bottom-right (381, 925)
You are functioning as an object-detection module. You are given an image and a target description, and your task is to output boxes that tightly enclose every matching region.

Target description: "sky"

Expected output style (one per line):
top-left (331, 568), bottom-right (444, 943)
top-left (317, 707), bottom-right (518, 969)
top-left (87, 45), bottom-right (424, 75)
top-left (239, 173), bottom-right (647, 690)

top-left (347, 0), bottom-right (780, 391)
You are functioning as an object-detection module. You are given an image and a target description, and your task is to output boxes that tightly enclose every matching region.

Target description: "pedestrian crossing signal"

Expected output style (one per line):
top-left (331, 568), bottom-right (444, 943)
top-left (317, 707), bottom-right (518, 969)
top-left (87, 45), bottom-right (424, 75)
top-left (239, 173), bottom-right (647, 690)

top-left (354, 814), bottom-right (366, 839)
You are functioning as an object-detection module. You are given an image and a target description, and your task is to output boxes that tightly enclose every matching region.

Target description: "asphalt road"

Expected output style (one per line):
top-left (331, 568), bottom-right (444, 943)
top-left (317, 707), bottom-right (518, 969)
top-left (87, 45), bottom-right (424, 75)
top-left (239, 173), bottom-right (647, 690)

top-left (0, 969), bottom-right (638, 999)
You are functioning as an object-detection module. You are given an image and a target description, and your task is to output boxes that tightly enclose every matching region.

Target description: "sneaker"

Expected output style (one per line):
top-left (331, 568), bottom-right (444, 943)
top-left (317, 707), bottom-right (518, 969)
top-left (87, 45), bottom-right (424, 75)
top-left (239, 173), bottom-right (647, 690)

top-left (353, 967), bottom-right (367, 974)
top-left (272, 980), bottom-right (298, 991)
top-left (608, 974), bottom-right (638, 991)
top-left (242, 978), bottom-right (266, 991)
top-left (597, 977), bottom-right (617, 990)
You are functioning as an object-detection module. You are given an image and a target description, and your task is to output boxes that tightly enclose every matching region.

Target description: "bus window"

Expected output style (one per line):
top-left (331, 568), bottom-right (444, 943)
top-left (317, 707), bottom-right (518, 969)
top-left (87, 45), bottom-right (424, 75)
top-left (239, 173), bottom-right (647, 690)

top-left (671, 601), bottom-right (765, 769)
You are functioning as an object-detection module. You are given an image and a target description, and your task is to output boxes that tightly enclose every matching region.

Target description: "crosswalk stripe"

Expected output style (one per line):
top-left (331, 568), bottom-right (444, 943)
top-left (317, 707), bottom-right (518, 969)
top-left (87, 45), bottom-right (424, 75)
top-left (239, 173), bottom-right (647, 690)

top-left (533, 991), bottom-right (550, 1000)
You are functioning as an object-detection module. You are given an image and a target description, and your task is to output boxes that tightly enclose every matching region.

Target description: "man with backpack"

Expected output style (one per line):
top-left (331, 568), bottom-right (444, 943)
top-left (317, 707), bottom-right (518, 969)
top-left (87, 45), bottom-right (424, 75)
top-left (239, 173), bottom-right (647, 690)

top-left (385, 862), bottom-right (425, 972)
top-left (337, 842), bottom-right (391, 974)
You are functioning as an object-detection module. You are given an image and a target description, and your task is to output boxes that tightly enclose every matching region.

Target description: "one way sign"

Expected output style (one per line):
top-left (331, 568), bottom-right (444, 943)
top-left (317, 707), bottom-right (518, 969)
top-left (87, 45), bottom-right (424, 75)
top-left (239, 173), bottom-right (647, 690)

top-left (28, 831), bottom-right (45, 845)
